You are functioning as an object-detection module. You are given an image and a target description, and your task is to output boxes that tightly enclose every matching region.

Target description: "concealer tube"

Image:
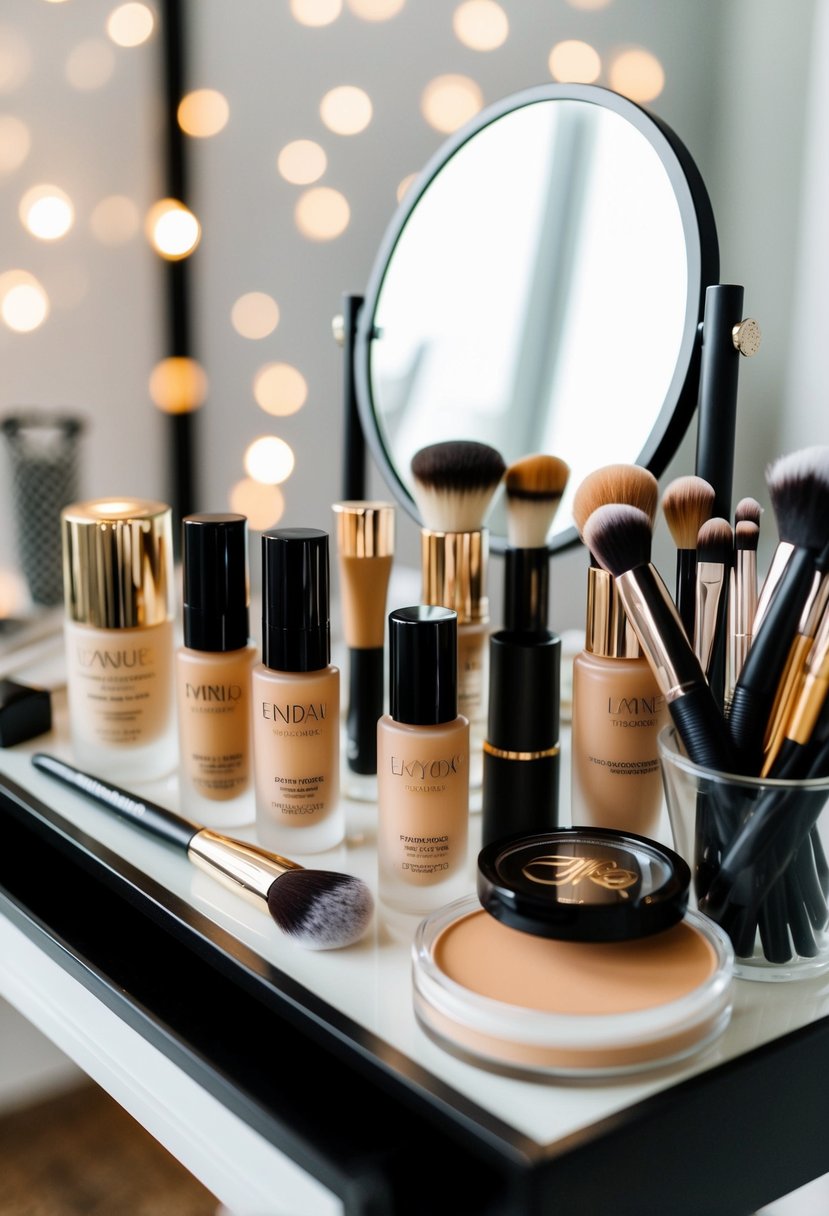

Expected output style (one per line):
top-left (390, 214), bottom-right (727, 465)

top-left (332, 501), bottom-right (394, 798)
top-left (571, 568), bottom-right (667, 838)
top-left (421, 528), bottom-right (488, 792)
top-left (176, 514), bottom-right (256, 827)
top-left (61, 498), bottom-right (176, 781)
top-left (252, 528), bottom-right (342, 854)
top-left (377, 606), bottom-right (470, 915)
top-left (481, 632), bottom-right (560, 847)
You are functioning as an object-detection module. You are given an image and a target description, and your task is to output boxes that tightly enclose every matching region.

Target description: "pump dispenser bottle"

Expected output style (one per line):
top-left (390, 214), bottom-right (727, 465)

top-left (176, 513), bottom-right (256, 827)
top-left (252, 528), bottom-right (342, 854)
top-left (377, 606), bottom-right (470, 915)
top-left (61, 497), bottom-right (176, 781)
top-left (571, 568), bottom-right (667, 838)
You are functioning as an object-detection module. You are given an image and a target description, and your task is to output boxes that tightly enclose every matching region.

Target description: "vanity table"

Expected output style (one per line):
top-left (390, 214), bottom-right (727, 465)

top-left (2, 689), bottom-right (829, 1216)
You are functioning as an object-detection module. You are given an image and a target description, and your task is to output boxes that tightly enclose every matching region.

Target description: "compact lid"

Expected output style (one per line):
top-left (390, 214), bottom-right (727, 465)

top-left (477, 828), bottom-right (690, 942)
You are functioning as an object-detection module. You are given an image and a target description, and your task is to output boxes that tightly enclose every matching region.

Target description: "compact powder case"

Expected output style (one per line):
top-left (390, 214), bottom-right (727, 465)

top-left (412, 828), bottom-right (735, 1079)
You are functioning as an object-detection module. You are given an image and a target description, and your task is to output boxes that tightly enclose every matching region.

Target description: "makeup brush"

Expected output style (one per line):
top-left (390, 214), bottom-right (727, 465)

top-left (761, 540), bottom-right (829, 776)
top-left (31, 752), bottom-right (374, 950)
top-left (725, 520), bottom-right (760, 711)
top-left (572, 463), bottom-right (659, 537)
top-left (661, 475), bottom-right (716, 642)
top-left (502, 453), bottom-right (569, 631)
top-left (693, 516), bottom-right (732, 708)
top-left (728, 446), bottom-right (829, 772)
top-left (581, 503), bottom-right (737, 773)
top-left (410, 440), bottom-right (506, 533)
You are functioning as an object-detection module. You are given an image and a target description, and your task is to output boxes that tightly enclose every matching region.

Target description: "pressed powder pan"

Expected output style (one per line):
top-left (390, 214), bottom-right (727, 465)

top-left (412, 829), bottom-right (734, 1078)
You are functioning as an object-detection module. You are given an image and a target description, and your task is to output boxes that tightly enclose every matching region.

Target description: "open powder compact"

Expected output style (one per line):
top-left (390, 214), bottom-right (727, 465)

top-left (412, 828), bottom-right (734, 1079)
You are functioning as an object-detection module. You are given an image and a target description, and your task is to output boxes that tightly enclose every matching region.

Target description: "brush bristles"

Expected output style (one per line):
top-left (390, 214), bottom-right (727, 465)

top-left (571, 464), bottom-right (659, 535)
top-left (735, 520), bottom-right (759, 552)
top-left (411, 440), bottom-right (506, 532)
top-left (766, 446), bottom-right (829, 549)
top-left (267, 869), bottom-right (374, 950)
top-left (735, 497), bottom-right (763, 527)
top-left (696, 517), bottom-right (733, 565)
top-left (661, 475), bottom-right (716, 550)
top-left (581, 504), bottom-right (653, 577)
top-left (505, 454), bottom-right (569, 547)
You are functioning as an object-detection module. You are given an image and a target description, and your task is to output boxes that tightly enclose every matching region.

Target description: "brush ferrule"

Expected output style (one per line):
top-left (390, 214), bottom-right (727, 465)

top-left (421, 528), bottom-right (488, 624)
top-left (694, 561), bottom-right (726, 675)
top-left (584, 567), bottom-right (640, 658)
top-left (187, 830), bottom-right (301, 903)
top-left (616, 566), bottom-right (705, 702)
top-left (798, 569), bottom-right (829, 637)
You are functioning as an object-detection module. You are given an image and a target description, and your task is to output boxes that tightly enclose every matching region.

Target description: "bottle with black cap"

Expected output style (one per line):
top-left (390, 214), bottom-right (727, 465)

top-left (176, 513), bottom-right (256, 827)
top-left (377, 605), bottom-right (470, 915)
top-left (252, 527), bottom-right (342, 854)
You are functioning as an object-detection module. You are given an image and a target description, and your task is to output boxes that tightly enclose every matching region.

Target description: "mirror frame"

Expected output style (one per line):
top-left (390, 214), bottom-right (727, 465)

top-left (355, 82), bottom-right (720, 554)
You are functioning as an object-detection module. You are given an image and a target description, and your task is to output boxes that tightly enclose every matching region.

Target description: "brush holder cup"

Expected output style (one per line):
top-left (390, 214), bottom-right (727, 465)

top-left (658, 726), bottom-right (829, 982)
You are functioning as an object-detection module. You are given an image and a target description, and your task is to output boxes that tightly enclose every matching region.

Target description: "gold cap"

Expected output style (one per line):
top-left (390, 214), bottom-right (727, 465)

top-left (584, 566), bottom-right (641, 658)
top-left (332, 500), bottom-right (395, 558)
top-left (61, 497), bottom-right (174, 629)
top-left (421, 528), bottom-right (488, 625)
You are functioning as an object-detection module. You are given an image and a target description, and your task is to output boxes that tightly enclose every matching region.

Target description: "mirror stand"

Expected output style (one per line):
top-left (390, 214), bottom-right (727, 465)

top-left (333, 293), bottom-right (367, 502)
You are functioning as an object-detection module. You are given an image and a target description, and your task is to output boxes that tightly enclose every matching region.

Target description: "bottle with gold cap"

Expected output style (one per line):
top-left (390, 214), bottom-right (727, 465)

top-left (61, 498), bottom-right (177, 781)
top-left (570, 567), bottom-right (668, 839)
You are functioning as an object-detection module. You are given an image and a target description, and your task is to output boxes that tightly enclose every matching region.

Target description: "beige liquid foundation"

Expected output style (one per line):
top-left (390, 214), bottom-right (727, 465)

top-left (252, 528), bottom-right (343, 854)
top-left (377, 606), bottom-right (470, 915)
top-left (571, 568), bottom-right (668, 837)
top-left (176, 514), bottom-right (256, 828)
top-left (61, 498), bottom-right (176, 781)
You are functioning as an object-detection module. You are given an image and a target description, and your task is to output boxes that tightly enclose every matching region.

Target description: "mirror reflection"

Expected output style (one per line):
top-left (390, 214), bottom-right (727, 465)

top-left (367, 96), bottom-right (698, 547)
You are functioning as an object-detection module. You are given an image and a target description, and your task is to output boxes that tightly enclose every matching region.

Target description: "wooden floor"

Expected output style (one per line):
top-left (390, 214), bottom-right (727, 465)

top-left (0, 1083), bottom-right (218, 1215)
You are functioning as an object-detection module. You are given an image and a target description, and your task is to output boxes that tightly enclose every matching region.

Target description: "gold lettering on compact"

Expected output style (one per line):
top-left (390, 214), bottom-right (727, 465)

top-left (390, 754), bottom-right (465, 779)
top-left (522, 854), bottom-right (638, 892)
top-left (77, 647), bottom-right (152, 670)
top-left (187, 683), bottom-right (242, 702)
top-left (261, 702), bottom-right (327, 723)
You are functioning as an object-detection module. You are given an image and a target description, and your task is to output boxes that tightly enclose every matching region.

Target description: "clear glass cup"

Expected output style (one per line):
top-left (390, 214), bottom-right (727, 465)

top-left (658, 725), bottom-right (829, 982)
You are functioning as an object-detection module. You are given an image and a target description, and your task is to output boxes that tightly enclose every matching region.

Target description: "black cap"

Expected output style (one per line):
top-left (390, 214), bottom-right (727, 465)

top-left (261, 528), bottom-right (330, 672)
top-left (477, 828), bottom-right (690, 942)
top-left (389, 605), bottom-right (457, 726)
top-left (503, 549), bottom-right (549, 632)
top-left (182, 514), bottom-right (249, 652)
top-left (487, 631), bottom-right (560, 752)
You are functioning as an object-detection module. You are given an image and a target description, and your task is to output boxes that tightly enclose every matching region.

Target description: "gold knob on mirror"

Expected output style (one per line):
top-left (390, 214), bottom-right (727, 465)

top-left (732, 318), bottom-right (761, 357)
top-left (332, 313), bottom-right (345, 347)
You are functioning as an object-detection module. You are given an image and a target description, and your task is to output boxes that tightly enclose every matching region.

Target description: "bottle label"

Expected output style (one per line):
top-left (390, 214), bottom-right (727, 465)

top-left (66, 622), bottom-right (172, 748)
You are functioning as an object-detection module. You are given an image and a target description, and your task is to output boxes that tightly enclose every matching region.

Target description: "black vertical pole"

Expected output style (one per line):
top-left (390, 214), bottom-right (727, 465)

top-left (694, 284), bottom-right (744, 522)
top-left (341, 294), bottom-right (366, 501)
top-left (159, 0), bottom-right (196, 549)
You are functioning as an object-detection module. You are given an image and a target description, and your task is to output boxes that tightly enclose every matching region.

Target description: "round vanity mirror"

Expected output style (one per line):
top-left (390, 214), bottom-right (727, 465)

top-left (355, 83), bottom-right (719, 553)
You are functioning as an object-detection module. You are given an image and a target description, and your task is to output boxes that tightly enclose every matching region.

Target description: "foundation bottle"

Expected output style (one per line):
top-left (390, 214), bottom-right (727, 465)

top-left (571, 567), bottom-right (668, 838)
top-left (377, 606), bottom-right (470, 915)
top-left (60, 498), bottom-right (176, 781)
top-left (176, 513), bottom-right (256, 827)
top-left (252, 528), bottom-right (343, 854)
top-left (421, 529), bottom-right (488, 791)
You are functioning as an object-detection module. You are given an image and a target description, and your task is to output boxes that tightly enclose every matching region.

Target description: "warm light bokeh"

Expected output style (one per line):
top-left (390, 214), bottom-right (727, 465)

top-left (178, 88), bottom-right (230, 137)
top-left (148, 357), bottom-right (209, 414)
top-left (19, 184), bottom-right (74, 241)
top-left (421, 74), bottom-right (484, 134)
top-left (0, 270), bottom-right (49, 333)
top-left (65, 39), bottom-right (116, 90)
top-left (277, 139), bottom-right (327, 185)
top-left (253, 363), bottom-right (308, 416)
top-left (290, 0), bottom-right (342, 26)
top-left (0, 115), bottom-right (31, 174)
top-left (146, 198), bottom-right (201, 259)
top-left (548, 39), bottom-right (602, 84)
top-left (0, 28), bottom-right (32, 94)
top-left (229, 479), bottom-right (285, 531)
top-left (244, 437), bottom-right (296, 485)
top-left (294, 187), bottom-right (350, 240)
top-left (396, 173), bottom-right (417, 202)
top-left (608, 47), bottom-right (666, 102)
top-left (452, 1), bottom-right (508, 52)
top-left (231, 292), bottom-right (280, 340)
top-left (320, 85), bottom-right (372, 135)
top-left (106, 2), bottom-right (155, 47)
top-left (346, 0), bottom-right (405, 18)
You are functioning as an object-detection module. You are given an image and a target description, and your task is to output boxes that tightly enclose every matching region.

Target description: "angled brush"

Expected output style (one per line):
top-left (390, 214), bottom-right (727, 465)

top-left (729, 446), bottom-right (829, 771)
top-left (661, 475), bottom-right (716, 642)
top-left (503, 453), bottom-right (569, 631)
top-left (32, 752), bottom-right (374, 950)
